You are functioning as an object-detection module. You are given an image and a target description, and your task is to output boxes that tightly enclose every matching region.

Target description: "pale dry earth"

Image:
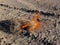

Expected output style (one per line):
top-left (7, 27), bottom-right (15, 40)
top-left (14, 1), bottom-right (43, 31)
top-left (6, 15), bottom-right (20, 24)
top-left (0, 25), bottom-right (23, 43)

top-left (0, 0), bottom-right (60, 45)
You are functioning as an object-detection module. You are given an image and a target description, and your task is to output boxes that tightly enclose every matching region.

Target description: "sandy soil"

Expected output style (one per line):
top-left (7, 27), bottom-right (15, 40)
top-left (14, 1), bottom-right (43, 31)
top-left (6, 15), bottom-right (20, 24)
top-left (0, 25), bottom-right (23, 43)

top-left (0, 0), bottom-right (60, 45)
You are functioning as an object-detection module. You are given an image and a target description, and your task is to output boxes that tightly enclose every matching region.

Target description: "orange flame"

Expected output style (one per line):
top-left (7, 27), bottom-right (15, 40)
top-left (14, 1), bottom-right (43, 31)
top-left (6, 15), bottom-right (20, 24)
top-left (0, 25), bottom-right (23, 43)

top-left (21, 13), bottom-right (43, 32)
top-left (21, 22), bottom-right (30, 29)
top-left (29, 13), bottom-right (43, 32)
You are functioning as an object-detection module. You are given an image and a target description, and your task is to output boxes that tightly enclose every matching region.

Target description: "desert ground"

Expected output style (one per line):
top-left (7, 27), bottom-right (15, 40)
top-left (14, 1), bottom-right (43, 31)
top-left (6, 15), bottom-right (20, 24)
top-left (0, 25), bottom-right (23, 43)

top-left (0, 0), bottom-right (60, 45)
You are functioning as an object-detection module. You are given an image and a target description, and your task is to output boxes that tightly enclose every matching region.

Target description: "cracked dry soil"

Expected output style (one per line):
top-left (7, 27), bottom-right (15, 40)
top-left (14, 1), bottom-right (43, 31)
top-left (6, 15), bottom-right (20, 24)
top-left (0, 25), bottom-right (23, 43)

top-left (0, 0), bottom-right (60, 45)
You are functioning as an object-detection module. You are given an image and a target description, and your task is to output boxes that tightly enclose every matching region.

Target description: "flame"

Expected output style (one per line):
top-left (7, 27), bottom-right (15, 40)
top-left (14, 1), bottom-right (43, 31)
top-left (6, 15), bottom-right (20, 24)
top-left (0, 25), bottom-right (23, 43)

top-left (29, 13), bottom-right (43, 32)
top-left (21, 13), bottom-right (43, 32)
top-left (21, 22), bottom-right (30, 29)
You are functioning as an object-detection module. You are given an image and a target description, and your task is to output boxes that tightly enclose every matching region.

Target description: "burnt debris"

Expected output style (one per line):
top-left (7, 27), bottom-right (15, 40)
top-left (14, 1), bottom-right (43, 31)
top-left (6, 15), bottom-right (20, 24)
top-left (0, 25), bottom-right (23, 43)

top-left (0, 3), bottom-right (20, 10)
top-left (21, 8), bottom-right (39, 13)
top-left (20, 31), bottom-right (30, 37)
top-left (41, 37), bottom-right (56, 45)
top-left (0, 20), bottom-right (15, 34)
top-left (40, 11), bottom-right (55, 17)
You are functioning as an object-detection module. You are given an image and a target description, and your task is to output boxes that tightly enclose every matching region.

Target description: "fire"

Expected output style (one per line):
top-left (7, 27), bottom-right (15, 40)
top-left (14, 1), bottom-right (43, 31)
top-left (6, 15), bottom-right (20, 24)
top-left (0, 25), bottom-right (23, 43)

top-left (29, 13), bottom-right (43, 32)
top-left (21, 21), bottom-right (30, 29)
top-left (21, 13), bottom-right (43, 32)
